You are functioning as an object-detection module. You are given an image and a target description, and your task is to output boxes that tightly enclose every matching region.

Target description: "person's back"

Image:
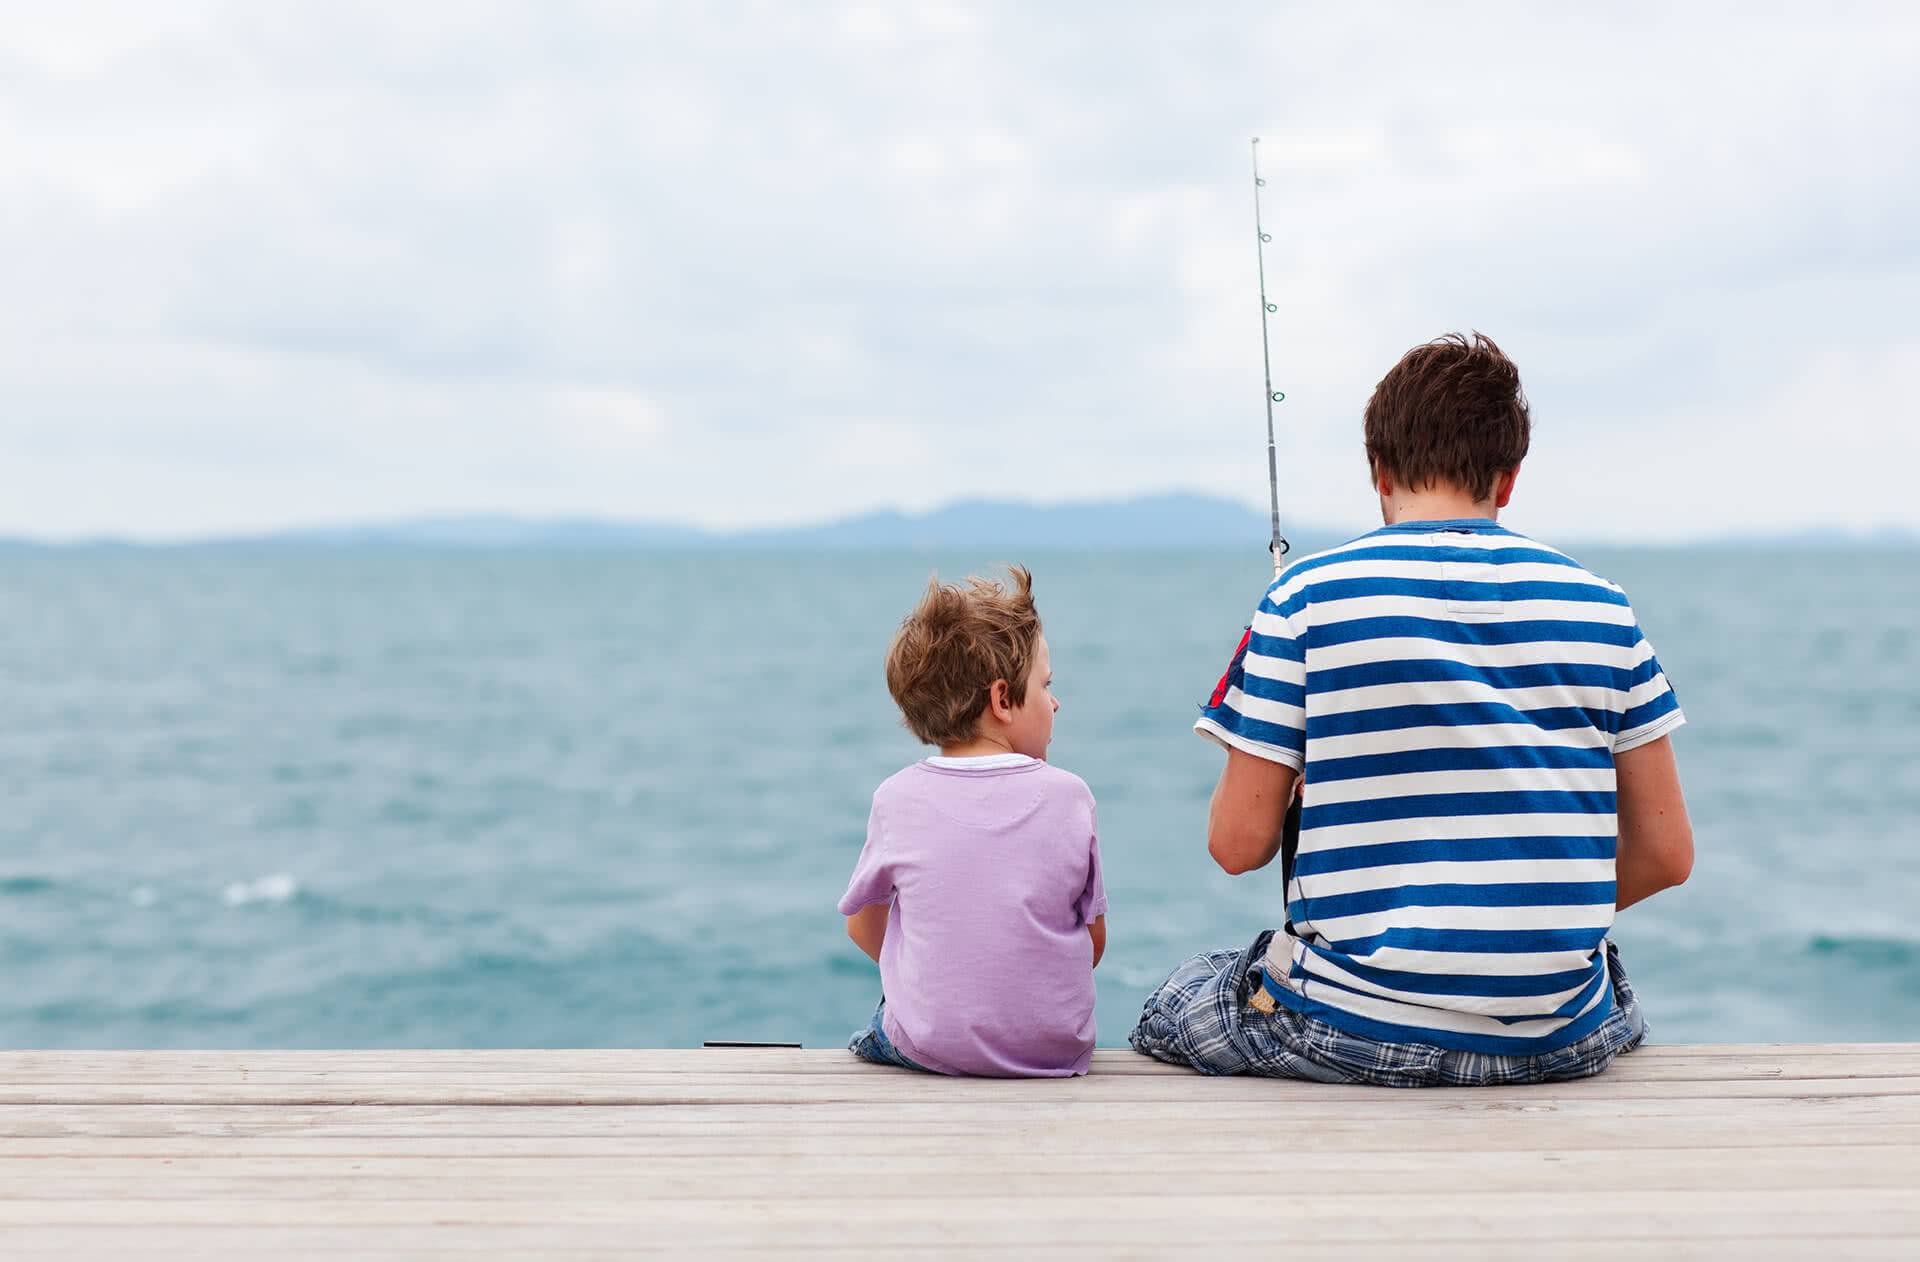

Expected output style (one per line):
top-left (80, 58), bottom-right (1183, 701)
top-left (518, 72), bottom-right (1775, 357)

top-left (1131, 332), bottom-right (1695, 1085)
top-left (1205, 516), bottom-right (1680, 1052)
top-left (851, 757), bottom-right (1102, 1075)
top-left (840, 566), bottom-right (1108, 1077)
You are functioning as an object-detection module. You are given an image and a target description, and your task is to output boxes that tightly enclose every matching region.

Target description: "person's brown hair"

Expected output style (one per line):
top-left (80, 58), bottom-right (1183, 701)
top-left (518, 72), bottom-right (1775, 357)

top-left (1363, 332), bottom-right (1531, 501)
top-left (885, 565), bottom-right (1041, 747)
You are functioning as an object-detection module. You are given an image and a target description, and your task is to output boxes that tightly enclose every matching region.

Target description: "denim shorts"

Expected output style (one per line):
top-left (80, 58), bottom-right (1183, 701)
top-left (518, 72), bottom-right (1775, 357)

top-left (1129, 930), bottom-right (1647, 1088)
top-left (848, 999), bottom-right (933, 1072)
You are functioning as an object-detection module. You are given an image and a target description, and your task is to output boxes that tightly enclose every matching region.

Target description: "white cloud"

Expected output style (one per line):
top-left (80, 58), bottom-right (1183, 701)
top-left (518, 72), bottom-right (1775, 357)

top-left (0, 1), bottom-right (1915, 540)
top-left (559, 387), bottom-right (666, 448)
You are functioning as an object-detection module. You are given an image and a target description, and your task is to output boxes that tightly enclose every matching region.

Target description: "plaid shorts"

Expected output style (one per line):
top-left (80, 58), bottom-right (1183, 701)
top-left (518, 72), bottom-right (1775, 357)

top-left (1128, 930), bottom-right (1647, 1088)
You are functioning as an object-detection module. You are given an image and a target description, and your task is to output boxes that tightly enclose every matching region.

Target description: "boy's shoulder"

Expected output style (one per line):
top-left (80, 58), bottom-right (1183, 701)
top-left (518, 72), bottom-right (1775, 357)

top-left (872, 761), bottom-right (929, 805)
top-left (1270, 523), bottom-right (1628, 603)
top-left (1029, 761), bottom-right (1095, 806)
top-left (872, 759), bottom-right (1092, 807)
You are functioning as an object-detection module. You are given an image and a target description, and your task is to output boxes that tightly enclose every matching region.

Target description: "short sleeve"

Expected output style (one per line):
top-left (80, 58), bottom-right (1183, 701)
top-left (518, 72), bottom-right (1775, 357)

top-left (835, 798), bottom-right (895, 915)
top-left (1076, 804), bottom-right (1107, 925)
top-left (1614, 623), bottom-right (1686, 754)
top-left (1193, 579), bottom-right (1307, 770)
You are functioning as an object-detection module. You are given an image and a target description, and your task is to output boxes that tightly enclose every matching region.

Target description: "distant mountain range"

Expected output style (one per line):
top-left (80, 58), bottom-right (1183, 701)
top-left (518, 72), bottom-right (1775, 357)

top-left (2, 494), bottom-right (1914, 551)
top-left (68, 494), bottom-right (1342, 552)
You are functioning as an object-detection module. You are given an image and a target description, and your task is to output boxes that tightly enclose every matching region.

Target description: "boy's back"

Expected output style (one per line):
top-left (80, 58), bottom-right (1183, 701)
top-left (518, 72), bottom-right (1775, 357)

top-left (840, 565), bottom-right (1108, 1078)
top-left (840, 757), bottom-right (1104, 1076)
top-left (1132, 331), bottom-right (1691, 1086)
top-left (1197, 517), bottom-right (1684, 1054)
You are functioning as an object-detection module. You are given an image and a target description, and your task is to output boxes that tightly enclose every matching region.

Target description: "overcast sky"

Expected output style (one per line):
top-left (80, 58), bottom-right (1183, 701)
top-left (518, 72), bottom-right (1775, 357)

top-left (3, 2), bottom-right (1915, 542)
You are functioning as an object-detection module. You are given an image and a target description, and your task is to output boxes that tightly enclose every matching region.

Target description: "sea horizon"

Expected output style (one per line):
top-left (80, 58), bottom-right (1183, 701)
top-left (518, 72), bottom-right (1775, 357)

top-left (3, 491), bottom-right (1915, 553)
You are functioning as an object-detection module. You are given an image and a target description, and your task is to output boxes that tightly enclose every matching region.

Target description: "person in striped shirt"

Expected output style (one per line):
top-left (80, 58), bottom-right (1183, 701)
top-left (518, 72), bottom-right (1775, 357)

top-left (1130, 332), bottom-right (1695, 1086)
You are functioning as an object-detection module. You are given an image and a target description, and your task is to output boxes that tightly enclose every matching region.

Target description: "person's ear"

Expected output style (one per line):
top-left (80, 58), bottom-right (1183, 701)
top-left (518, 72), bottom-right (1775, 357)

top-left (1372, 462), bottom-right (1396, 523)
top-left (1494, 466), bottom-right (1520, 509)
top-left (987, 679), bottom-right (1013, 723)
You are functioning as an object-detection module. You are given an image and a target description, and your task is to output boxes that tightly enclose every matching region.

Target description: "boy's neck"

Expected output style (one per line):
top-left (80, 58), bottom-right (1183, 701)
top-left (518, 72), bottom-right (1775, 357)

top-left (1381, 485), bottom-right (1499, 526)
top-left (939, 735), bottom-right (1020, 759)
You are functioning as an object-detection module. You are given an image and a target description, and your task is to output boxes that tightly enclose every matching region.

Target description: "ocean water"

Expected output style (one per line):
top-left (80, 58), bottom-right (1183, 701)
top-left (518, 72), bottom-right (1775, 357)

top-left (1, 546), bottom-right (1916, 1050)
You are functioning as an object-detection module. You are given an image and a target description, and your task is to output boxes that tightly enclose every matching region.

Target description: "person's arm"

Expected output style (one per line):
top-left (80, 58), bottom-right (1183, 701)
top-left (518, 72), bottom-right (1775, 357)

top-left (1207, 746), bottom-right (1300, 876)
top-left (845, 904), bottom-right (888, 962)
top-left (839, 795), bottom-right (894, 961)
top-left (1614, 735), bottom-right (1693, 910)
top-left (1087, 914), bottom-right (1106, 968)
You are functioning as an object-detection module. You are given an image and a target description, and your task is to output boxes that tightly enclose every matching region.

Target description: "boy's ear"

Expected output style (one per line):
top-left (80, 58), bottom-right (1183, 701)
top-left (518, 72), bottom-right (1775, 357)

top-left (986, 679), bottom-right (1013, 722)
top-left (1494, 466), bottom-right (1520, 509)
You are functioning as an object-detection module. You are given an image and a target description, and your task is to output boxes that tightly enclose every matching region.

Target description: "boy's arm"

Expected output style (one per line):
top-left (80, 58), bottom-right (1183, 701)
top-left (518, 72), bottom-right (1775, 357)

top-left (1207, 746), bottom-right (1300, 876)
top-left (845, 904), bottom-right (888, 962)
top-left (1614, 735), bottom-right (1694, 910)
top-left (1087, 915), bottom-right (1106, 968)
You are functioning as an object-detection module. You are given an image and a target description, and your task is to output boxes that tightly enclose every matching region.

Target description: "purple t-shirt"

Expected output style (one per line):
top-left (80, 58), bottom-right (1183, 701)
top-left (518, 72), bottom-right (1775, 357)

top-left (837, 757), bottom-right (1107, 1077)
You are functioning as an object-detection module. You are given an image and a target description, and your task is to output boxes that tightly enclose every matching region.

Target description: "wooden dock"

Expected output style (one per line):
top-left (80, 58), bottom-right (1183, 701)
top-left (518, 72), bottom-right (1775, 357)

top-left (2, 1045), bottom-right (1916, 1257)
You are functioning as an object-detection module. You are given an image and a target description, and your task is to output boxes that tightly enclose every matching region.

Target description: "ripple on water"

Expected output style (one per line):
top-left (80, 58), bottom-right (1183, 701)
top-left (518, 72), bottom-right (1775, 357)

top-left (1804, 933), bottom-right (1919, 971)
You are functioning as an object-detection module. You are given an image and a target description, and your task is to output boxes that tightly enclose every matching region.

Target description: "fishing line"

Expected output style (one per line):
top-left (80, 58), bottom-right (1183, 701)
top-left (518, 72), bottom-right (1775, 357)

top-left (1250, 137), bottom-right (1290, 577)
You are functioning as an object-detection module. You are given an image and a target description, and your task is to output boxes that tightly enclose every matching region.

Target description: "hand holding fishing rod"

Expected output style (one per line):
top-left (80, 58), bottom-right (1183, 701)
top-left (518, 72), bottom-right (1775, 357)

top-left (1251, 137), bottom-right (1290, 578)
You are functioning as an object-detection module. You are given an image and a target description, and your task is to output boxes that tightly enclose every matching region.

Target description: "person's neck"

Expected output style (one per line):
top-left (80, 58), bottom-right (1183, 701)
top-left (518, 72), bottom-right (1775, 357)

top-left (939, 734), bottom-right (1018, 758)
top-left (1382, 486), bottom-right (1498, 526)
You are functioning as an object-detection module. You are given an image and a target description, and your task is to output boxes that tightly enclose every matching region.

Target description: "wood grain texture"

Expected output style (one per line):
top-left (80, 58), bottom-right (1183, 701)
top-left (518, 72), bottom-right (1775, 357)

top-left (0, 1046), bottom-right (1914, 1257)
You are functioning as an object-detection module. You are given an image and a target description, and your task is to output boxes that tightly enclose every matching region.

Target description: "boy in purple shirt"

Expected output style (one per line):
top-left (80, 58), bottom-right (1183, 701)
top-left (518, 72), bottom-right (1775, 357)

top-left (839, 565), bottom-right (1108, 1077)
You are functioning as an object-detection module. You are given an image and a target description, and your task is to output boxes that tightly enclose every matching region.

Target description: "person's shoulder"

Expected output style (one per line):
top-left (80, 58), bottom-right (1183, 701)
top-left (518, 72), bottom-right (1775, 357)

top-left (1499, 528), bottom-right (1633, 599)
top-left (1031, 761), bottom-right (1091, 794)
top-left (1256, 528), bottom-right (1402, 614)
top-left (1285, 528), bottom-right (1396, 573)
top-left (871, 761), bottom-right (932, 806)
top-left (1029, 762), bottom-right (1096, 808)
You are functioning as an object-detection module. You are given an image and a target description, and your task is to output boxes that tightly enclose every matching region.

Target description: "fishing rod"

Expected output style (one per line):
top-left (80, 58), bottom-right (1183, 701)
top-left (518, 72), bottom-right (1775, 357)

top-left (1250, 137), bottom-right (1290, 578)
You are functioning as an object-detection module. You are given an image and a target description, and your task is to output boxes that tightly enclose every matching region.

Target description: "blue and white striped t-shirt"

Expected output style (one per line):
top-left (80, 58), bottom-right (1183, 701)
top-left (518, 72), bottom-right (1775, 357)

top-left (1196, 518), bottom-right (1684, 1055)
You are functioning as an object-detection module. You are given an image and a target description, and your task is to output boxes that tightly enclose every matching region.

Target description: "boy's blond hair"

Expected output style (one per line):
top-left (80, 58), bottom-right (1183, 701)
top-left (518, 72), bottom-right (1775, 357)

top-left (885, 565), bottom-right (1040, 747)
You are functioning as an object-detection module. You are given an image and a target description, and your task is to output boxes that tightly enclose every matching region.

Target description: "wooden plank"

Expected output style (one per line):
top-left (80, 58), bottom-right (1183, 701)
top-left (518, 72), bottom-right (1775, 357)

top-left (2, 1045), bottom-right (1913, 1076)
top-left (6, 1096), bottom-right (1917, 1140)
top-left (4, 1126), bottom-right (1916, 1163)
top-left (5, 1181), bottom-right (1919, 1229)
top-left (5, 1053), bottom-right (1918, 1086)
top-left (7, 1087), bottom-right (1918, 1123)
top-left (0, 1188), bottom-right (1914, 1233)
top-left (3, 1074), bottom-right (1917, 1105)
top-left (8, 1123), bottom-right (1920, 1158)
top-left (0, 1145), bottom-right (1914, 1197)
top-left (6, 1146), bottom-right (1914, 1177)
top-left (0, 1227), bottom-right (1915, 1259)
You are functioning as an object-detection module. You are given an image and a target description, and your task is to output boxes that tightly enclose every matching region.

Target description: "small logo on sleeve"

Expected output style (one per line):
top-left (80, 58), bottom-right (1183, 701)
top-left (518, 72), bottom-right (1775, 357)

top-left (1207, 626), bottom-right (1253, 709)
